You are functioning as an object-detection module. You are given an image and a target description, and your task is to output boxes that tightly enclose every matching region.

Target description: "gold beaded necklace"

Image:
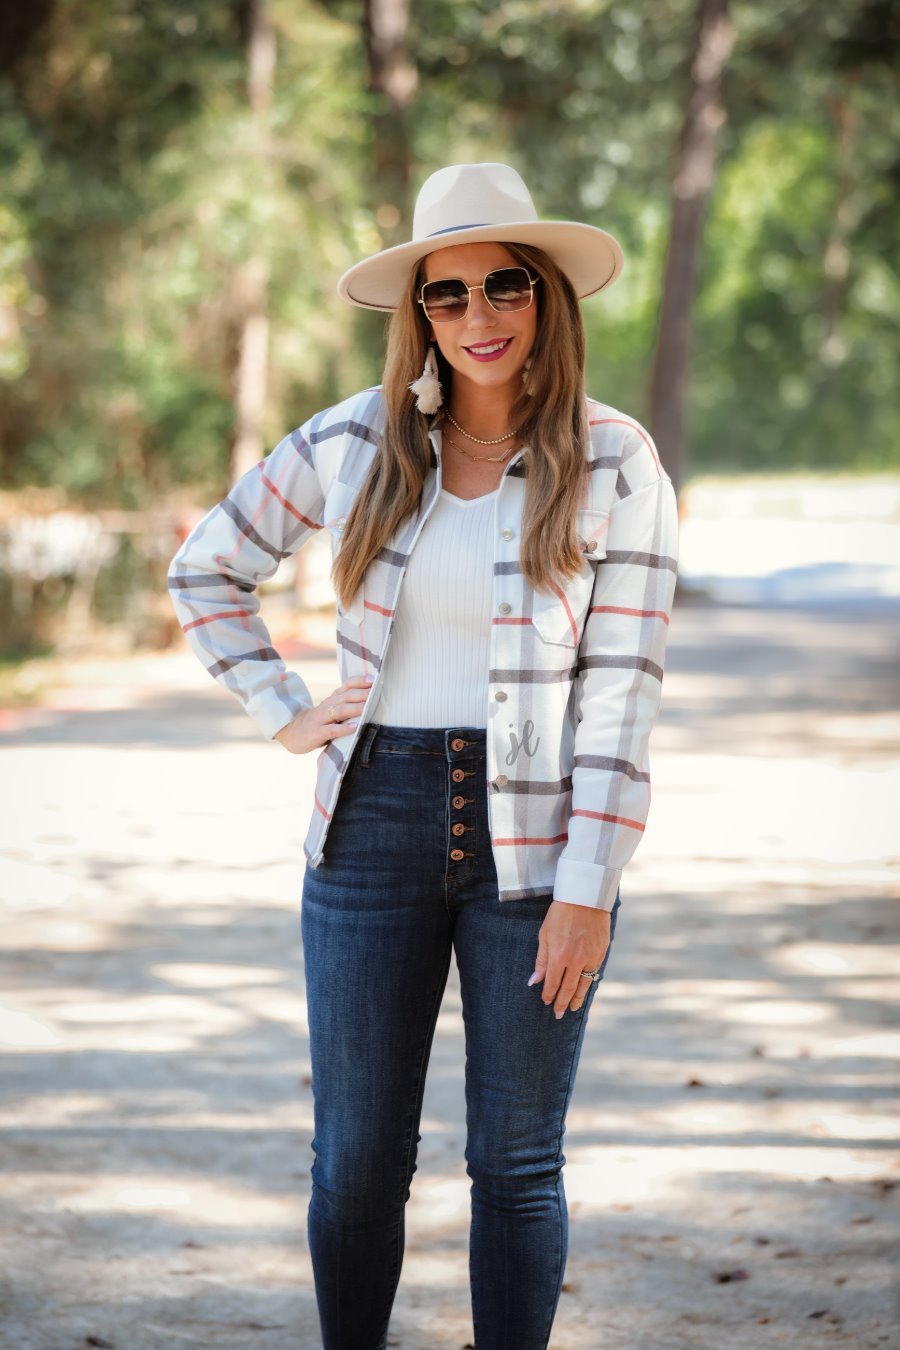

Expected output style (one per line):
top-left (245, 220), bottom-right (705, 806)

top-left (445, 411), bottom-right (517, 446)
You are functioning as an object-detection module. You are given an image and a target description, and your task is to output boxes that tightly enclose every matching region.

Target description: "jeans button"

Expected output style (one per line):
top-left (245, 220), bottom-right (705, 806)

top-left (451, 768), bottom-right (465, 783)
top-left (450, 848), bottom-right (465, 861)
top-left (452, 795), bottom-right (465, 809)
top-left (451, 822), bottom-right (465, 837)
top-left (451, 737), bottom-right (466, 751)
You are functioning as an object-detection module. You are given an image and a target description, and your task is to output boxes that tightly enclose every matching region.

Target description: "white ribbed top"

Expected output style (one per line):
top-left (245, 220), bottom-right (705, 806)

top-left (372, 488), bottom-right (496, 728)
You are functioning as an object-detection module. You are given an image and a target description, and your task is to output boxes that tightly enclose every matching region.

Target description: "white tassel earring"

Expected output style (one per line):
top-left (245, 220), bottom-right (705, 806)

top-left (409, 345), bottom-right (443, 414)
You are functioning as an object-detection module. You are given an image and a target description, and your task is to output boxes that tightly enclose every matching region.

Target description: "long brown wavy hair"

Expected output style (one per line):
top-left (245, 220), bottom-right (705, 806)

top-left (331, 242), bottom-right (589, 608)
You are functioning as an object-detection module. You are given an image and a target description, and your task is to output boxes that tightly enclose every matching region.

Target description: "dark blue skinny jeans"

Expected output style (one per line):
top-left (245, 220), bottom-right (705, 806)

top-left (300, 724), bottom-right (620, 1350)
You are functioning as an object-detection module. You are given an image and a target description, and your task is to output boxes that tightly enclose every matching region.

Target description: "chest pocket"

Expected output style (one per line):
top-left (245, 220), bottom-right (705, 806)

top-left (323, 477), bottom-right (365, 625)
top-left (530, 509), bottom-right (608, 648)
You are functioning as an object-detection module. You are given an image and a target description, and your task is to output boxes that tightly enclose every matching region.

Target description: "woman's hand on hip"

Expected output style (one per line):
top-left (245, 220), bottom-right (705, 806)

top-left (273, 676), bottom-right (374, 754)
top-left (529, 900), bottom-right (611, 1018)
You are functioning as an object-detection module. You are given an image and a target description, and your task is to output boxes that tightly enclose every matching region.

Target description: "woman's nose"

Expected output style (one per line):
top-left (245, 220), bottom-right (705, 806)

top-left (465, 286), bottom-right (497, 326)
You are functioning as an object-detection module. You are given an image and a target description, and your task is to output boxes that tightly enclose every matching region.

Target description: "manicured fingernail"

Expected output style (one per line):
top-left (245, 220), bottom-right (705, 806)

top-left (555, 1009), bottom-right (564, 1020)
top-left (527, 971), bottom-right (540, 987)
top-left (364, 676), bottom-right (375, 684)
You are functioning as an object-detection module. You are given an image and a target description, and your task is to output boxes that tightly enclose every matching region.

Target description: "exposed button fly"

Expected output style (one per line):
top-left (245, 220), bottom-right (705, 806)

top-left (451, 823), bottom-right (466, 837)
top-left (451, 737), bottom-right (466, 751)
top-left (452, 795), bottom-right (465, 809)
top-left (498, 602), bottom-right (512, 615)
top-left (451, 768), bottom-right (465, 783)
top-left (450, 848), bottom-right (465, 862)
top-left (494, 690), bottom-right (508, 703)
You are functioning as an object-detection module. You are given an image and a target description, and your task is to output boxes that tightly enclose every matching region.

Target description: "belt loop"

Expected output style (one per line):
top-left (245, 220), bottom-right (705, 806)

top-left (358, 722), bottom-right (380, 767)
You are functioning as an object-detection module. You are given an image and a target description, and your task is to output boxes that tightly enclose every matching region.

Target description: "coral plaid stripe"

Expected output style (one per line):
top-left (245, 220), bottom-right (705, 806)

top-left (168, 385), bottom-right (678, 911)
top-left (590, 605), bottom-right (670, 625)
top-left (184, 609), bottom-right (251, 631)
top-left (572, 808), bottom-right (645, 831)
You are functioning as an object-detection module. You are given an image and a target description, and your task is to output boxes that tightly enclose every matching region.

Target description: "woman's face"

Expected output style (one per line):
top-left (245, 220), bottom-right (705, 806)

top-left (421, 242), bottom-right (538, 402)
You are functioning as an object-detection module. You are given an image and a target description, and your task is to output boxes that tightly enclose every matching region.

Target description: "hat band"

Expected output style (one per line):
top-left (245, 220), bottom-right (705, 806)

top-left (426, 222), bottom-right (490, 237)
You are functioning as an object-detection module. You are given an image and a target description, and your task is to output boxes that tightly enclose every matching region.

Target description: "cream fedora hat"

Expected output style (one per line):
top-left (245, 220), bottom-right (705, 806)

top-left (336, 162), bottom-right (624, 312)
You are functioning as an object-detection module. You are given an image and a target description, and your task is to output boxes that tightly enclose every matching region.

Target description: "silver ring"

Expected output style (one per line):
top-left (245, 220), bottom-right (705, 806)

top-left (580, 968), bottom-right (602, 982)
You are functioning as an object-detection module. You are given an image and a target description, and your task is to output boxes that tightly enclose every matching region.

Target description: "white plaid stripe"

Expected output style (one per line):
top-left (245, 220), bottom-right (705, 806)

top-left (168, 386), bottom-right (678, 909)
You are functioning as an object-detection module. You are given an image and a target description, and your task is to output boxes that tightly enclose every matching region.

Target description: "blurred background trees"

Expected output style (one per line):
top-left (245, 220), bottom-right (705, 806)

top-left (1, 0), bottom-right (897, 504)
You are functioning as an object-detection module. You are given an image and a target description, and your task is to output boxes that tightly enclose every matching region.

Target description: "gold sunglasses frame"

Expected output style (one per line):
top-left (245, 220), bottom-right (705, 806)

top-left (417, 268), bottom-right (541, 323)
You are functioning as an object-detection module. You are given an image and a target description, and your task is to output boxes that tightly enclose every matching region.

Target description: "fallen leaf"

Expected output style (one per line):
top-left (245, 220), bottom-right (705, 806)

top-left (713, 1268), bottom-right (750, 1283)
top-left (685, 1076), bottom-right (705, 1088)
top-left (775, 1247), bottom-right (803, 1259)
top-left (807, 1309), bottom-right (829, 1319)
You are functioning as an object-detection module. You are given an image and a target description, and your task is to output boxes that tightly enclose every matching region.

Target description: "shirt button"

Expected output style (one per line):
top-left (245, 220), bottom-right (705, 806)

top-left (450, 848), bottom-right (465, 862)
top-left (451, 737), bottom-right (466, 751)
top-left (495, 690), bottom-right (507, 703)
top-left (498, 602), bottom-right (512, 615)
top-left (451, 768), bottom-right (465, 783)
top-left (501, 527), bottom-right (514, 540)
top-left (494, 774), bottom-right (508, 789)
top-left (451, 822), bottom-right (466, 837)
top-left (586, 538), bottom-right (598, 551)
top-left (452, 795), bottom-right (465, 809)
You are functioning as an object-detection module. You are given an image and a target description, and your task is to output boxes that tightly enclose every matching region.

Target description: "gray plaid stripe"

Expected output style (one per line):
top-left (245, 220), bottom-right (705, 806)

top-left (575, 754), bottom-right (650, 783)
top-left (168, 387), bottom-right (678, 908)
top-left (579, 654), bottom-right (665, 682)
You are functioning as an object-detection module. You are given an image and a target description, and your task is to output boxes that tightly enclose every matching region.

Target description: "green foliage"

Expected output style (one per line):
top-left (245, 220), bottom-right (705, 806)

top-left (1, 0), bottom-right (897, 505)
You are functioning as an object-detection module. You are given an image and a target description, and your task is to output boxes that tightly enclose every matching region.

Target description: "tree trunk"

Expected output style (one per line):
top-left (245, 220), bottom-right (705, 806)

top-left (648, 0), bottom-right (734, 495)
top-left (363, 0), bottom-right (417, 245)
top-left (820, 87), bottom-right (860, 369)
top-left (230, 0), bottom-right (274, 485)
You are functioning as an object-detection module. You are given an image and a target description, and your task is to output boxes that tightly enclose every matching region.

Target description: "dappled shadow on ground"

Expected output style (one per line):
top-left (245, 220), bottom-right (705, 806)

top-left (1, 597), bottom-right (898, 1347)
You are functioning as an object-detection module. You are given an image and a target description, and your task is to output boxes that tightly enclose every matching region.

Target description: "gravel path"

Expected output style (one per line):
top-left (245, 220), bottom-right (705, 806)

top-left (1, 593), bottom-right (898, 1350)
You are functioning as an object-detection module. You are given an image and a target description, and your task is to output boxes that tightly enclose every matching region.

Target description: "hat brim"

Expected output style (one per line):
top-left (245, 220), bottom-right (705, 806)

top-left (336, 221), bottom-right (624, 311)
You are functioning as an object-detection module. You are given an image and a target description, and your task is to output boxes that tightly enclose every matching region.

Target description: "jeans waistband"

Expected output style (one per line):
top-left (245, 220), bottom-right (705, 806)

top-left (355, 723), bottom-right (486, 766)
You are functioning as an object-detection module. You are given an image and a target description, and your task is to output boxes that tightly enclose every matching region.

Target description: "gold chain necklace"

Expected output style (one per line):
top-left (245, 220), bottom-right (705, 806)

top-left (445, 411), bottom-right (516, 446)
top-left (444, 432), bottom-right (518, 464)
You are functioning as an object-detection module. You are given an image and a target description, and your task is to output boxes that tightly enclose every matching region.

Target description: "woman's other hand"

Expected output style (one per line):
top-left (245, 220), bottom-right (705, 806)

top-left (529, 901), bottom-right (612, 1018)
top-left (273, 676), bottom-right (374, 754)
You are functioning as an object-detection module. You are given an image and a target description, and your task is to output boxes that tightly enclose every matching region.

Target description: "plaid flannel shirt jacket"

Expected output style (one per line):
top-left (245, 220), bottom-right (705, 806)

top-left (168, 384), bottom-right (678, 911)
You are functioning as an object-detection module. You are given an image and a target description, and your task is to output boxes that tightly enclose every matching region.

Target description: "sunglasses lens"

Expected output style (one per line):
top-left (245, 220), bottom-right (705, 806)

top-left (421, 279), bottom-right (469, 322)
top-left (484, 268), bottom-right (533, 310)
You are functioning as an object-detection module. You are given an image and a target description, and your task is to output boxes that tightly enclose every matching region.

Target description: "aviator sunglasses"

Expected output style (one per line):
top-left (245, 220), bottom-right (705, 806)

top-left (418, 266), bottom-right (540, 323)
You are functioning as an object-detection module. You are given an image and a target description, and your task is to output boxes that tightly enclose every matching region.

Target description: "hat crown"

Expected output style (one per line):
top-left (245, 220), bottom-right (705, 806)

top-left (412, 163), bottom-right (539, 242)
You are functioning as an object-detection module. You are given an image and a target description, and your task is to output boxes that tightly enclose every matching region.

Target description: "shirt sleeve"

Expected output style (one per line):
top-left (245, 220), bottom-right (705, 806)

top-left (167, 423), bottom-right (326, 741)
top-left (553, 425), bottom-right (679, 909)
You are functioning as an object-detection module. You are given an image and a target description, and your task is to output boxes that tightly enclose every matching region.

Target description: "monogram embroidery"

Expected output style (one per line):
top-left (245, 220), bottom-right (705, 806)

top-left (506, 719), bottom-right (541, 766)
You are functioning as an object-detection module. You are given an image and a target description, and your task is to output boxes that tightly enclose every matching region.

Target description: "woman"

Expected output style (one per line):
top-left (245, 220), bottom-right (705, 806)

top-left (168, 162), bottom-right (678, 1350)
